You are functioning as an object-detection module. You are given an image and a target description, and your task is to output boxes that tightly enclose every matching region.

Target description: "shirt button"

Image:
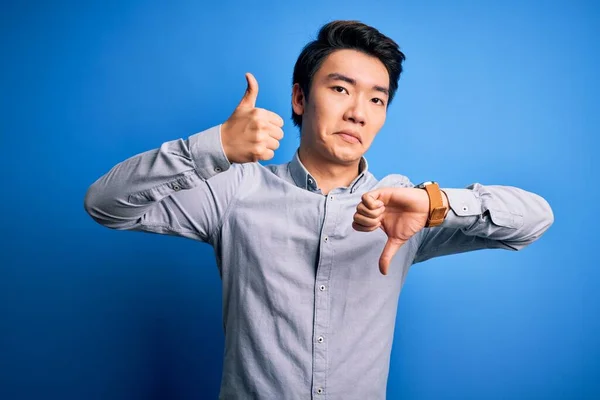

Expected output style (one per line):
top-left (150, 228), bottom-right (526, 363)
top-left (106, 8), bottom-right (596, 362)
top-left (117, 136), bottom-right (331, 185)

top-left (173, 183), bottom-right (181, 191)
top-left (215, 166), bottom-right (222, 172)
top-left (324, 236), bottom-right (328, 242)
top-left (317, 336), bottom-right (324, 343)
top-left (308, 178), bottom-right (313, 184)
top-left (316, 388), bottom-right (324, 394)
top-left (330, 196), bottom-right (334, 200)
top-left (319, 285), bottom-right (326, 291)
top-left (462, 206), bottom-right (468, 212)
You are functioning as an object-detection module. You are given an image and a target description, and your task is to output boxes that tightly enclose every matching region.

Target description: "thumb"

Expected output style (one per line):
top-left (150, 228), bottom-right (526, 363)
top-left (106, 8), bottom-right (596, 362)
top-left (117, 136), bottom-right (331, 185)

top-left (237, 72), bottom-right (259, 109)
top-left (367, 189), bottom-right (381, 200)
top-left (363, 189), bottom-right (385, 208)
top-left (379, 238), bottom-right (406, 275)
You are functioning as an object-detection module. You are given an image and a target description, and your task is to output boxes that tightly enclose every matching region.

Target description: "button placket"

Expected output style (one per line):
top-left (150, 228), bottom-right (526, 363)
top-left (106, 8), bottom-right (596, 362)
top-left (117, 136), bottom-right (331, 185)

top-left (312, 192), bottom-right (338, 397)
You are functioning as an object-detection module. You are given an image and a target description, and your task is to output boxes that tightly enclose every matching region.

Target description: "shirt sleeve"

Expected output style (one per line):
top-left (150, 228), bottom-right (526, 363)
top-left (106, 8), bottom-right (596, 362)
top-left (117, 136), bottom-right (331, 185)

top-left (412, 182), bottom-right (554, 264)
top-left (83, 124), bottom-right (243, 243)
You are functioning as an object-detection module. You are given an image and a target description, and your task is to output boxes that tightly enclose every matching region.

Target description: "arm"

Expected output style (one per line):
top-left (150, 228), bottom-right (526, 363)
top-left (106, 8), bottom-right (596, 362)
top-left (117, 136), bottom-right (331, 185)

top-left (83, 125), bottom-right (239, 242)
top-left (413, 182), bottom-right (554, 264)
top-left (84, 72), bottom-right (284, 243)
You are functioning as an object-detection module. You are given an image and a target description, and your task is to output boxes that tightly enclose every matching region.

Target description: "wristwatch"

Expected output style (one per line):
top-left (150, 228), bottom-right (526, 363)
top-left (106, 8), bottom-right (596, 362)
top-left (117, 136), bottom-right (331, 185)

top-left (415, 181), bottom-right (448, 228)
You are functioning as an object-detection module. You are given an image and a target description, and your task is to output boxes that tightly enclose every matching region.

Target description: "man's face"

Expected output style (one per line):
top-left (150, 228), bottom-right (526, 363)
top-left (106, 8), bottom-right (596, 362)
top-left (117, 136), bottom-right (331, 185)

top-left (293, 49), bottom-right (390, 165)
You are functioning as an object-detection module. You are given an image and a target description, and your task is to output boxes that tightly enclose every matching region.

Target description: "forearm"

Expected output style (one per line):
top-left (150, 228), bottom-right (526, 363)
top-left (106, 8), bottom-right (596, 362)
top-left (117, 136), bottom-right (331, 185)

top-left (440, 183), bottom-right (554, 249)
top-left (84, 125), bottom-right (230, 229)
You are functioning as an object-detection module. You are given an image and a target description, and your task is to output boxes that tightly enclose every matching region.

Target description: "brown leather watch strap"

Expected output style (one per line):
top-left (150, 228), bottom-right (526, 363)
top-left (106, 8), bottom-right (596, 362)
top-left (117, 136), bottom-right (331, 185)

top-left (423, 182), bottom-right (447, 227)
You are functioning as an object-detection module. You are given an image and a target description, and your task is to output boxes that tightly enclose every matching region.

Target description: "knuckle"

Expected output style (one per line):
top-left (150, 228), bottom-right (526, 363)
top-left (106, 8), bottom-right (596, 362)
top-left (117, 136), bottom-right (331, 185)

top-left (249, 146), bottom-right (262, 161)
top-left (255, 131), bottom-right (267, 143)
top-left (250, 119), bottom-right (264, 131)
top-left (256, 119), bottom-right (268, 130)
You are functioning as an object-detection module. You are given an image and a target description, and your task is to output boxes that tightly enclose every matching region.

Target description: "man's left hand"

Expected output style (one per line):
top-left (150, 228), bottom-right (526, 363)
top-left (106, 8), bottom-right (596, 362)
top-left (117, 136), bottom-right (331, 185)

top-left (353, 187), bottom-right (445, 275)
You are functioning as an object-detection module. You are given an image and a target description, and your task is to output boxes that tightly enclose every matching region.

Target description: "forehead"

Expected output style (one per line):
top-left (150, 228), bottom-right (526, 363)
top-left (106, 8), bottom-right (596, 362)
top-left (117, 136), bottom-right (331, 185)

top-left (315, 49), bottom-right (389, 87)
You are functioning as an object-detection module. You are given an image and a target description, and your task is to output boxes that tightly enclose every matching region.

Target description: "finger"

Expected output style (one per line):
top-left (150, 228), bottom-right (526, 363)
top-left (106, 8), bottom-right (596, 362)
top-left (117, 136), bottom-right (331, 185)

top-left (362, 192), bottom-right (384, 210)
top-left (265, 136), bottom-right (281, 151)
top-left (259, 148), bottom-right (275, 161)
top-left (356, 202), bottom-right (384, 219)
top-left (267, 126), bottom-right (284, 141)
top-left (238, 72), bottom-right (259, 109)
top-left (264, 110), bottom-right (284, 127)
top-left (352, 221), bottom-right (381, 232)
top-left (353, 212), bottom-right (382, 229)
top-left (379, 238), bottom-right (406, 275)
top-left (252, 108), bottom-right (284, 128)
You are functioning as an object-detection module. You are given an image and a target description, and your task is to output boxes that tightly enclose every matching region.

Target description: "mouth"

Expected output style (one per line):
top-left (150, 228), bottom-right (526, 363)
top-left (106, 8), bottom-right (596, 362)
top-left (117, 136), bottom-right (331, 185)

top-left (335, 131), bottom-right (361, 144)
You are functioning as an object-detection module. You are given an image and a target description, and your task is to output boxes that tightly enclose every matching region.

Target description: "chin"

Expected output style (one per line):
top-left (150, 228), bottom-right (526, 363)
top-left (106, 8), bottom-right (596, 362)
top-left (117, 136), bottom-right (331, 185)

top-left (327, 146), bottom-right (363, 164)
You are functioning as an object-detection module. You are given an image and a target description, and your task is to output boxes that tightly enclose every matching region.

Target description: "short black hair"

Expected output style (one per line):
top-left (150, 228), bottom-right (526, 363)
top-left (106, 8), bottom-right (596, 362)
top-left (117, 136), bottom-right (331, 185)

top-left (292, 20), bottom-right (406, 128)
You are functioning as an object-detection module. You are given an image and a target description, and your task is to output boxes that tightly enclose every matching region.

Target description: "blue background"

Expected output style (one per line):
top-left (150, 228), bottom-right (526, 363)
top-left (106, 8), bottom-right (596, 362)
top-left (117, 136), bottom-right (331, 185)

top-left (1, 1), bottom-right (598, 399)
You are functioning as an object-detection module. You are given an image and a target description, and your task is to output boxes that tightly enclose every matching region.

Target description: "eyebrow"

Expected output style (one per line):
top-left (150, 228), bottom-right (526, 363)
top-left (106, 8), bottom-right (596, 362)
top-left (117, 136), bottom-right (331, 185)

top-left (326, 73), bottom-right (389, 97)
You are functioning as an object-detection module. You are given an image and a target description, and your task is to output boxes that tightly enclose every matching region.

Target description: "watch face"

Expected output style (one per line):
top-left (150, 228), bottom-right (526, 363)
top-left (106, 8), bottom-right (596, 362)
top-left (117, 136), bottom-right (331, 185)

top-left (416, 181), bottom-right (436, 188)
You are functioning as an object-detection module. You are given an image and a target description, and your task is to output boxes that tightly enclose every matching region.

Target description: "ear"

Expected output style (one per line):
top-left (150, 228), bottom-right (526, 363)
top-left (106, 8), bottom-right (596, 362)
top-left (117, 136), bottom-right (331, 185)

top-left (291, 83), bottom-right (305, 117)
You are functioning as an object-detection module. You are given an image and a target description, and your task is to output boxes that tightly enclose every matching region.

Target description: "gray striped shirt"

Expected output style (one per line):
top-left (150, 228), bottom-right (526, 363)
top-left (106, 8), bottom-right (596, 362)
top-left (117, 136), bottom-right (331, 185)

top-left (84, 124), bottom-right (553, 400)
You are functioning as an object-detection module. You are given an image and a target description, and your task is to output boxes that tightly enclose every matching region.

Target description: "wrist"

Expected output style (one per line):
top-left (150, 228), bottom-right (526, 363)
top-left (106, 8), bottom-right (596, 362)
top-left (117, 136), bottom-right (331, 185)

top-left (441, 190), bottom-right (450, 218)
top-left (219, 122), bottom-right (233, 163)
top-left (415, 181), bottom-right (448, 227)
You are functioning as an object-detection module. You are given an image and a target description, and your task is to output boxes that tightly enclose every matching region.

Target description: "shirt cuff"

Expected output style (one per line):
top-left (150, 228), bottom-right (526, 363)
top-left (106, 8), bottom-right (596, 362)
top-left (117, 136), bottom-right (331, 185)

top-left (439, 188), bottom-right (482, 229)
top-left (188, 124), bottom-right (232, 180)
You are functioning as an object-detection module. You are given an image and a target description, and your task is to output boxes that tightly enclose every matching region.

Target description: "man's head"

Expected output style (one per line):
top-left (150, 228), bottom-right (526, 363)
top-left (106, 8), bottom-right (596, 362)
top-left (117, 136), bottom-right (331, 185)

top-left (292, 20), bottom-right (405, 165)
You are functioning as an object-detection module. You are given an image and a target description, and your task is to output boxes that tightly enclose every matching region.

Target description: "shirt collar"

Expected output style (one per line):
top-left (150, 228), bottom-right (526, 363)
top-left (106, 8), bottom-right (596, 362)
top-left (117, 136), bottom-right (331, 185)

top-left (288, 149), bottom-right (369, 194)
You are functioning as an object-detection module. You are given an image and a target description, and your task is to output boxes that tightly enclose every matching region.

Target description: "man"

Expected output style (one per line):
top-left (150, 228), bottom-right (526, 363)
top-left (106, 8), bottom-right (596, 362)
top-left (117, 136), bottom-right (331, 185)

top-left (84, 20), bottom-right (554, 400)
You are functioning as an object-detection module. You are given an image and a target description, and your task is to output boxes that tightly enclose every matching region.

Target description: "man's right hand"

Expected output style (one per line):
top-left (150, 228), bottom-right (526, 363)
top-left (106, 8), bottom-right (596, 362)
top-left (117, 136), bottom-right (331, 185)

top-left (221, 73), bottom-right (285, 164)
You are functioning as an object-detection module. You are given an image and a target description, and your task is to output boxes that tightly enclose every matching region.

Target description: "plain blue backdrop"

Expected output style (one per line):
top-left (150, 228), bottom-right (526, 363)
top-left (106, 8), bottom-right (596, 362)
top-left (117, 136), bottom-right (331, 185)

top-left (1, 0), bottom-right (598, 399)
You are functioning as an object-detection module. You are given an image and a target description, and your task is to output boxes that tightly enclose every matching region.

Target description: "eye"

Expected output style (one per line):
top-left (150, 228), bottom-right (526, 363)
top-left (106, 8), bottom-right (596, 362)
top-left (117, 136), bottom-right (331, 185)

top-left (372, 98), bottom-right (385, 106)
top-left (332, 86), bottom-right (348, 94)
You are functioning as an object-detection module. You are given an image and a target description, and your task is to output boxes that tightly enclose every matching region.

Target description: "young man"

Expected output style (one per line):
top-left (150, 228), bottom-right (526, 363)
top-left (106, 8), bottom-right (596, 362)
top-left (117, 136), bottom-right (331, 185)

top-left (84, 20), bottom-right (553, 400)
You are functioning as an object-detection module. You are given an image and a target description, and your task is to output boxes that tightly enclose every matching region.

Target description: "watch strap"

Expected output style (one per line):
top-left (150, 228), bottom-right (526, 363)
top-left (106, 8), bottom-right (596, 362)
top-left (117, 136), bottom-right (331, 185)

top-left (422, 182), bottom-right (447, 227)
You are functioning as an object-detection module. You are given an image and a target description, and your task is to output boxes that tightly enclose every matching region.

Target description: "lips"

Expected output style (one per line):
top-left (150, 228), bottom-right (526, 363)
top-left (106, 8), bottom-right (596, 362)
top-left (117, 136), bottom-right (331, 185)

top-left (335, 131), bottom-right (361, 144)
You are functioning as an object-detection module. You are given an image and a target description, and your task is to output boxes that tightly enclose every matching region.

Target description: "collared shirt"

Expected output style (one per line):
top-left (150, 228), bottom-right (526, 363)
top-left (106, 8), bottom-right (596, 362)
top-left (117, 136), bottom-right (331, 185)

top-left (84, 125), bottom-right (553, 400)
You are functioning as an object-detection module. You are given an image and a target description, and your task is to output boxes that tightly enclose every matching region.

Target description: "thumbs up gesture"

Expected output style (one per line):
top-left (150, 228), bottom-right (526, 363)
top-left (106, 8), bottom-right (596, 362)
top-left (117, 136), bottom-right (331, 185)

top-left (221, 73), bottom-right (285, 164)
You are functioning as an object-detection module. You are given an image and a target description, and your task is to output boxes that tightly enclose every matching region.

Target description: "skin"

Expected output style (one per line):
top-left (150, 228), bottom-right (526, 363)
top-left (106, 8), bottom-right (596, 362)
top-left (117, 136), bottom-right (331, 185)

top-left (292, 49), bottom-right (449, 274)
top-left (292, 49), bottom-right (389, 195)
top-left (221, 49), bottom-right (449, 275)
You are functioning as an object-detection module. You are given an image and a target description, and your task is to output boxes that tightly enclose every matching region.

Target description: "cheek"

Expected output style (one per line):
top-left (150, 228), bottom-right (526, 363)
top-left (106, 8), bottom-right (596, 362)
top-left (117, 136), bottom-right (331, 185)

top-left (372, 108), bottom-right (386, 127)
top-left (313, 97), bottom-right (345, 125)
top-left (308, 100), bottom-right (330, 128)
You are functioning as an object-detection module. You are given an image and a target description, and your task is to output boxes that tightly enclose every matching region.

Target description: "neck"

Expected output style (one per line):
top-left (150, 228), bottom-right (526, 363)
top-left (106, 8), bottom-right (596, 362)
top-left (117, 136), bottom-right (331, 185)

top-left (298, 143), bottom-right (362, 195)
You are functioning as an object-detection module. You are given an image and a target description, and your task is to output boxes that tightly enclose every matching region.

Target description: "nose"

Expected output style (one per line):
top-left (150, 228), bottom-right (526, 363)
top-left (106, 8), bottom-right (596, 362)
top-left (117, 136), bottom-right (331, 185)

top-left (343, 97), bottom-right (366, 126)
